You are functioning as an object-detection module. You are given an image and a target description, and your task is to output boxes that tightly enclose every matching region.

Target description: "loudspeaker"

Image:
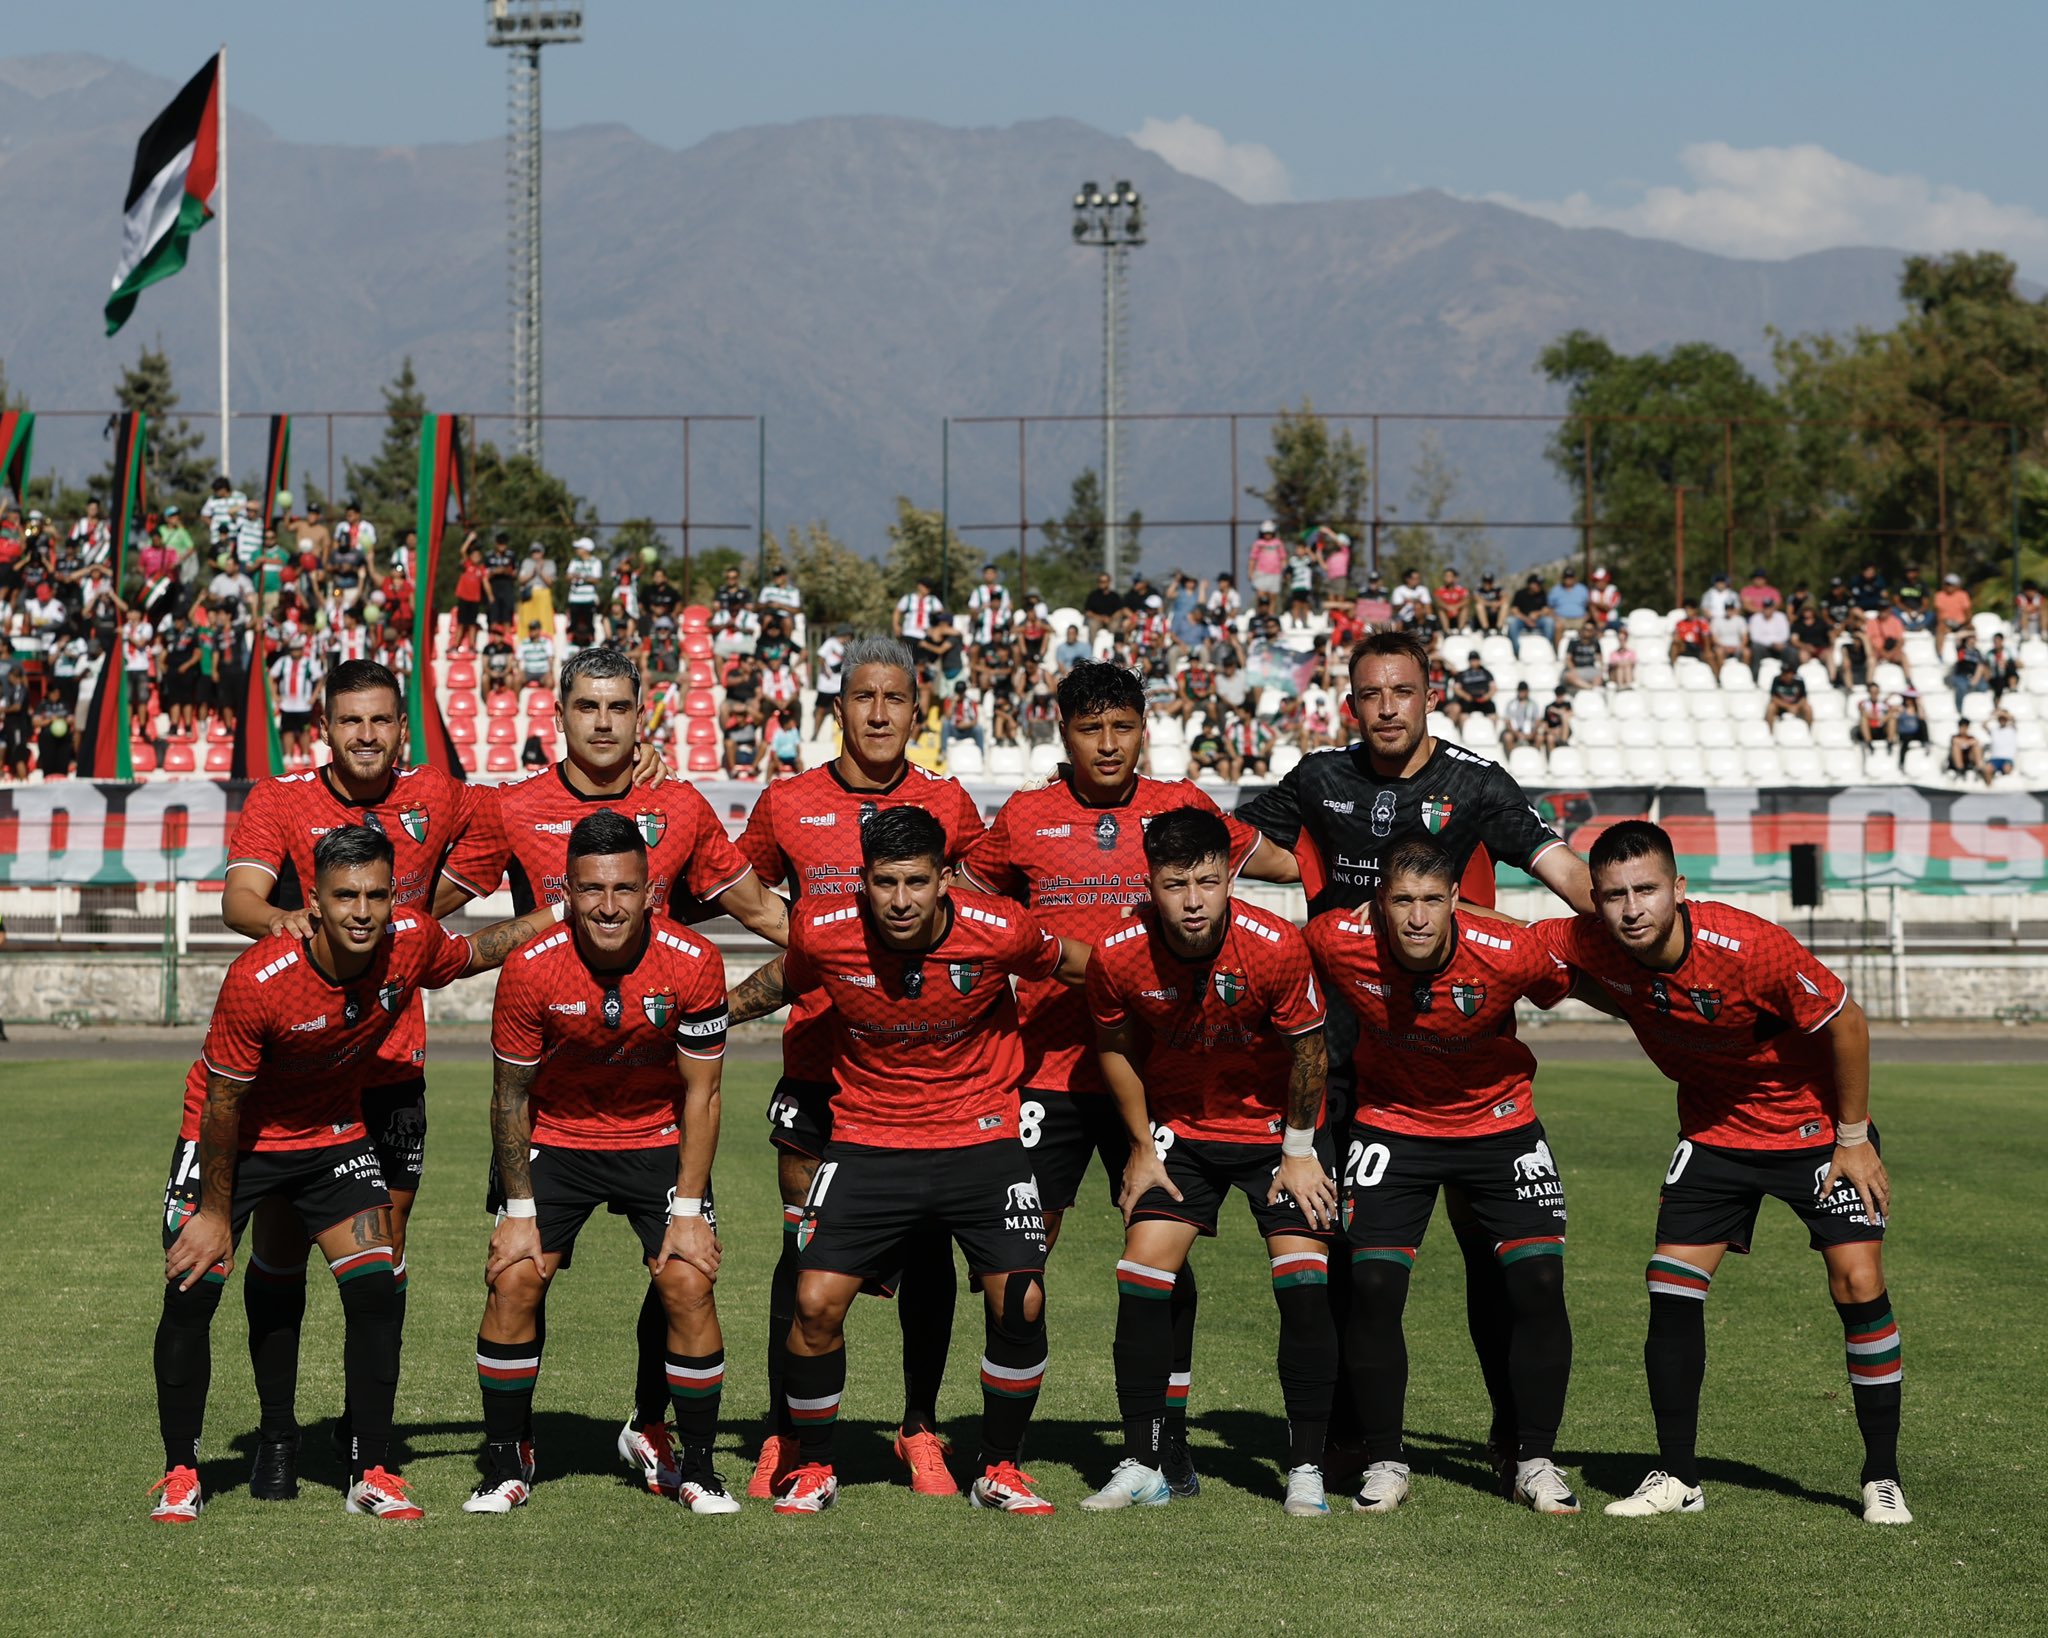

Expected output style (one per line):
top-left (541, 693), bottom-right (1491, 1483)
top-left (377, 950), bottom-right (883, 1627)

top-left (1789, 842), bottom-right (1822, 908)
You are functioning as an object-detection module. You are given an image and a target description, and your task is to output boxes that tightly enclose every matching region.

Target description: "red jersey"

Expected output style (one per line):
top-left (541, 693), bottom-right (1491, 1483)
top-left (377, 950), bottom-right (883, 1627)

top-left (491, 922), bottom-right (728, 1149)
top-left (1085, 900), bottom-right (1326, 1145)
top-left (181, 913), bottom-right (475, 1152)
top-left (443, 762), bottom-right (753, 918)
top-left (961, 773), bottom-right (1263, 1095)
top-left (1303, 911), bottom-right (1570, 1138)
top-left (226, 763), bottom-right (481, 1083)
top-left (735, 761), bottom-right (986, 1083)
top-left (1540, 901), bottom-right (1849, 1150)
top-left (782, 890), bottom-right (1062, 1150)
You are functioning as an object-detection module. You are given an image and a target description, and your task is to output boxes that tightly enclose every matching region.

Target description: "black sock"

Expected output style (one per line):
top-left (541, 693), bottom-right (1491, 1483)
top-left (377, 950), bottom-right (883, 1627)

top-left (333, 1249), bottom-right (401, 1479)
top-left (155, 1274), bottom-right (225, 1471)
top-left (1501, 1249), bottom-right (1572, 1462)
top-left (897, 1226), bottom-right (957, 1434)
top-left (977, 1285), bottom-right (1048, 1468)
top-left (1345, 1251), bottom-right (1413, 1463)
top-left (666, 1350), bottom-right (725, 1459)
top-left (1113, 1263), bottom-right (1175, 1463)
top-left (1455, 1216), bottom-right (1518, 1450)
top-left (1835, 1291), bottom-right (1902, 1484)
top-left (1272, 1251), bottom-right (1337, 1470)
top-left (634, 1282), bottom-right (669, 1427)
top-left (1165, 1258), bottom-right (1197, 1443)
top-left (1644, 1277), bottom-right (1710, 1488)
top-left (243, 1255), bottom-right (307, 1439)
top-left (768, 1204), bottom-right (801, 1437)
top-left (783, 1346), bottom-right (845, 1468)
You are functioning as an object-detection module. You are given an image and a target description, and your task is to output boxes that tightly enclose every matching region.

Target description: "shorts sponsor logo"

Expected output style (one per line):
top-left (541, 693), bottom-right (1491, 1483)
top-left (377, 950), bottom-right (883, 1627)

top-left (1421, 796), bottom-right (1454, 833)
top-left (948, 960), bottom-right (981, 996)
top-left (1370, 789), bottom-right (1397, 839)
top-left (635, 812), bottom-right (666, 847)
top-left (548, 1000), bottom-right (587, 1015)
top-left (1034, 824), bottom-right (1072, 839)
top-left (1688, 987), bottom-right (1722, 1021)
top-left (1095, 812), bottom-right (1120, 852)
top-left (797, 812), bottom-right (838, 827)
top-left (399, 807), bottom-right (429, 843)
top-left (1213, 970), bottom-right (1246, 1005)
top-left (642, 991), bottom-right (677, 1029)
top-left (1005, 1179), bottom-right (1041, 1213)
top-left (291, 1013), bottom-right (329, 1032)
top-left (1451, 982), bottom-right (1484, 1017)
top-left (1004, 1175), bottom-right (1044, 1232)
top-left (1513, 1140), bottom-right (1557, 1181)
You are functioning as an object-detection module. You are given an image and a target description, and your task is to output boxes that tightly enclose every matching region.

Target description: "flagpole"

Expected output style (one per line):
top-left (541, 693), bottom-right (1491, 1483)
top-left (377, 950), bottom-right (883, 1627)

top-left (216, 43), bottom-right (230, 480)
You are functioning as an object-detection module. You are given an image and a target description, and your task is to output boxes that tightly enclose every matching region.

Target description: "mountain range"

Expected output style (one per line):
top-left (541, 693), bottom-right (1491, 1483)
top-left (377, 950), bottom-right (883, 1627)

top-left (0, 51), bottom-right (1927, 576)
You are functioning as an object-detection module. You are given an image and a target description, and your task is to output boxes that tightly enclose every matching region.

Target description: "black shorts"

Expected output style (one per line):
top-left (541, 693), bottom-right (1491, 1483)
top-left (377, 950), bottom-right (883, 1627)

top-left (362, 1076), bottom-right (428, 1191)
top-left (1458, 697), bottom-right (1497, 715)
top-left (1342, 1120), bottom-right (1569, 1256)
top-left (1020, 1087), bottom-right (1130, 1212)
top-left (796, 1139), bottom-right (1045, 1282)
top-left (280, 709), bottom-right (310, 735)
top-left (1655, 1131), bottom-right (1885, 1253)
top-left (767, 1076), bottom-right (835, 1161)
top-left (161, 1133), bottom-right (388, 1249)
top-left (490, 580), bottom-right (518, 624)
top-left (1131, 1128), bottom-right (1338, 1241)
top-left (523, 1142), bottom-right (714, 1266)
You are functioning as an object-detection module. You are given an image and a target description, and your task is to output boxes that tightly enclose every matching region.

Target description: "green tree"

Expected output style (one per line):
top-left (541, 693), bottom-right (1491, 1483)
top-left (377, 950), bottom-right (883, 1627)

top-left (343, 357), bottom-right (427, 527)
top-left (987, 467), bottom-right (1140, 610)
top-left (442, 435), bottom-right (595, 608)
top-left (1380, 433), bottom-right (1502, 587)
top-left (1247, 400), bottom-right (1368, 541)
top-left (779, 521), bottom-right (889, 639)
top-left (884, 497), bottom-right (980, 605)
top-left (105, 345), bottom-right (211, 507)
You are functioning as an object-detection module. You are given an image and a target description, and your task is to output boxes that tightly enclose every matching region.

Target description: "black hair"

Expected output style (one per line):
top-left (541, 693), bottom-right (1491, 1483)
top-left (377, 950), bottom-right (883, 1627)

top-left (1141, 806), bottom-right (1233, 874)
top-left (567, 809), bottom-right (647, 864)
top-left (1377, 832), bottom-right (1457, 892)
top-left (559, 644), bottom-right (642, 704)
top-left (1347, 630), bottom-right (1432, 689)
top-left (861, 804), bottom-right (946, 870)
top-left (1057, 659), bottom-right (1146, 722)
top-left (312, 823), bottom-right (394, 881)
top-left (1587, 819), bottom-right (1677, 878)
top-left (324, 659), bottom-right (401, 707)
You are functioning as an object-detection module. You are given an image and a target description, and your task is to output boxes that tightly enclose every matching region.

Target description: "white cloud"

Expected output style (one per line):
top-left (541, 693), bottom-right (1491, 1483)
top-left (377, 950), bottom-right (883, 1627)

top-left (1486, 141), bottom-right (2048, 275)
top-left (1128, 115), bottom-right (1293, 205)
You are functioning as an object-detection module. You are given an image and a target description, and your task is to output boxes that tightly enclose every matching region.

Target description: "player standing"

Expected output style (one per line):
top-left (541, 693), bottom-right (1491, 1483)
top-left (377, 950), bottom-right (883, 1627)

top-left (151, 825), bottom-right (557, 1522)
top-left (1544, 821), bottom-right (1908, 1524)
top-left (1303, 834), bottom-right (1580, 1515)
top-left (726, 807), bottom-right (1089, 1515)
top-left (1236, 630), bottom-right (1590, 1478)
top-left (959, 660), bottom-right (1297, 1494)
top-left (1077, 808), bottom-right (1338, 1517)
top-left (734, 637), bottom-right (985, 1498)
top-left (466, 812), bottom-right (738, 1515)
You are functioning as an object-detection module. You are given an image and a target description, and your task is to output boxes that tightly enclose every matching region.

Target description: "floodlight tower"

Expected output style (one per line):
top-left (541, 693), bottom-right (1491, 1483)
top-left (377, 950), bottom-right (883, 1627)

top-left (1072, 180), bottom-right (1144, 583)
top-left (486, 1), bottom-right (582, 462)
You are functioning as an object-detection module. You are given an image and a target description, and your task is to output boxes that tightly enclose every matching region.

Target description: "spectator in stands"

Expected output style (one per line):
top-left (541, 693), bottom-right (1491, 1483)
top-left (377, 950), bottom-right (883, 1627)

top-left (1500, 680), bottom-right (1540, 754)
top-left (1054, 622), bottom-right (1091, 672)
top-left (1946, 719), bottom-right (1987, 783)
top-left (1949, 633), bottom-right (1990, 712)
top-left (1587, 565), bottom-right (1621, 630)
top-left (517, 543), bottom-right (556, 632)
top-left (967, 564), bottom-right (1012, 647)
top-left (1318, 530), bottom-right (1353, 601)
top-left (1669, 600), bottom-right (1718, 669)
top-left (1850, 562), bottom-right (1889, 612)
top-left (1701, 572), bottom-right (1737, 623)
top-left (1747, 596), bottom-right (1792, 678)
top-left (1354, 572), bottom-right (1393, 630)
top-left (1863, 603), bottom-right (1911, 682)
top-left (1765, 664), bottom-right (1812, 728)
top-left (2016, 579), bottom-right (2045, 638)
top-left (941, 680), bottom-right (984, 758)
top-left (1285, 538), bottom-right (1320, 615)
top-left (1226, 702), bottom-right (1275, 778)
top-left (1547, 566), bottom-right (1590, 631)
top-left (564, 536), bottom-right (605, 641)
top-left (722, 698), bottom-right (763, 778)
top-left (769, 709), bottom-right (803, 777)
top-left (1506, 573), bottom-right (1554, 655)
top-left (1434, 567), bottom-right (1471, 632)
top-left (0, 665), bottom-right (29, 779)
top-left (1607, 625), bottom-right (1638, 690)
top-left (1084, 571), bottom-right (1124, 636)
top-left (760, 564), bottom-right (802, 619)
top-left (1894, 583), bottom-right (1933, 634)
top-left (1561, 621), bottom-right (1606, 692)
top-left (1986, 635), bottom-right (2020, 703)
top-left (1888, 690), bottom-right (1930, 766)
top-left (1445, 650), bottom-right (1496, 726)
top-left (1169, 653), bottom-right (1219, 724)
top-left (1022, 680), bottom-right (1057, 749)
top-left (1017, 603), bottom-right (1051, 669)
top-left (1708, 597), bottom-right (1749, 674)
top-left (1789, 594), bottom-right (1837, 685)
top-left (1740, 567), bottom-right (1781, 615)
top-left (270, 636), bottom-right (319, 760)
top-left (1851, 682), bottom-right (1888, 756)
top-left (917, 611), bottom-right (967, 698)
top-left (1986, 708), bottom-right (2019, 782)
top-left (1186, 710), bottom-right (1235, 781)
top-left (809, 626), bottom-right (847, 735)
top-left (33, 700), bottom-right (73, 779)
top-left (484, 531), bottom-right (520, 633)
top-left (1934, 573), bottom-right (1973, 634)
top-left (518, 620), bottom-right (554, 691)
top-left (894, 576), bottom-right (942, 645)
top-left (1388, 567), bottom-right (1432, 634)
top-left (1248, 522), bottom-right (1287, 605)
top-left (1473, 571), bottom-right (1505, 635)
top-left (482, 629), bottom-right (516, 697)
top-left (1537, 688), bottom-right (1572, 754)
top-left (452, 539), bottom-right (488, 654)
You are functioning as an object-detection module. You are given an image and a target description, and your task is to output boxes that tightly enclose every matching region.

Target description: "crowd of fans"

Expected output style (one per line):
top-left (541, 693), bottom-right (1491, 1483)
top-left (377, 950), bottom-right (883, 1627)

top-left (1, 490), bottom-right (2040, 788)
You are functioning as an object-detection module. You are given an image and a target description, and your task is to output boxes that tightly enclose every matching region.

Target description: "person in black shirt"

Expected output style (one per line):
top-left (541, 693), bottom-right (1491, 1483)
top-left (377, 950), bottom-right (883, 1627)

top-left (1765, 667), bottom-right (1811, 728)
top-left (482, 635), bottom-right (517, 697)
top-left (1507, 576), bottom-right (1554, 656)
top-left (1474, 573), bottom-right (1505, 634)
top-left (1083, 572), bottom-right (1125, 635)
top-left (1790, 600), bottom-right (1836, 685)
top-left (1445, 652), bottom-right (1495, 725)
top-left (641, 567), bottom-right (681, 636)
top-left (1561, 623), bottom-right (1606, 692)
top-left (485, 531), bottom-right (520, 633)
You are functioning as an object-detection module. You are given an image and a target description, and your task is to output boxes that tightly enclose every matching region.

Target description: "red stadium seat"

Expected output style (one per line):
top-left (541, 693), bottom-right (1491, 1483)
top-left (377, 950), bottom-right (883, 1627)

top-left (445, 691), bottom-right (477, 717)
top-left (448, 718), bottom-right (478, 745)
top-left (205, 744), bottom-right (234, 773)
top-left (521, 716), bottom-right (556, 745)
top-left (458, 744), bottom-right (479, 774)
top-left (485, 746), bottom-right (519, 773)
top-left (686, 660), bottom-right (717, 688)
top-left (686, 745), bottom-right (721, 774)
top-left (445, 661), bottom-right (476, 690)
top-left (486, 717), bottom-right (517, 745)
top-left (522, 687), bottom-right (553, 716)
top-left (686, 716), bottom-right (718, 746)
top-left (208, 720), bottom-right (234, 743)
top-left (485, 690), bottom-right (517, 717)
top-left (683, 689), bottom-right (717, 718)
top-left (681, 604), bottom-right (711, 631)
top-left (161, 743), bottom-right (197, 774)
top-left (682, 633), bottom-right (714, 659)
top-left (129, 741), bottom-right (158, 774)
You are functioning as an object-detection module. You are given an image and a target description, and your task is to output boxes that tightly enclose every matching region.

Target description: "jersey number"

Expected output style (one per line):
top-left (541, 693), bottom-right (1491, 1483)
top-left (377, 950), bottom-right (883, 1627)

top-left (1018, 1100), bottom-right (1045, 1149)
top-left (1346, 1140), bottom-right (1391, 1189)
top-left (1152, 1123), bottom-right (1176, 1163)
top-left (804, 1161), bottom-right (840, 1211)
top-left (1664, 1141), bottom-right (1694, 1185)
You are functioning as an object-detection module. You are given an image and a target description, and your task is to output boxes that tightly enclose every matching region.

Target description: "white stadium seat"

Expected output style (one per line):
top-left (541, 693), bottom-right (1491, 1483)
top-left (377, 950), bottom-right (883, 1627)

top-left (1147, 744), bottom-right (1189, 780)
top-left (1719, 661), bottom-right (1756, 692)
top-left (1619, 719), bottom-right (1659, 749)
top-left (1461, 714), bottom-right (1500, 750)
top-left (945, 740), bottom-right (983, 775)
top-left (1661, 747), bottom-right (1706, 784)
top-left (1479, 636), bottom-right (1517, 668)
top-left (1704, 747), bottom-right (1747, 783)
top-left (1570, 689), bottom-right (1608, 720)
top-left (1684, 689), bottom-right (1725, 721)
top-left (1736, 718), bottom-right (1775, 749)
top-left (1574, 718), bottom-right (1616, 748)
top-left (1547, 746), bottom-right (1588, 780)
top-left (1773, 716), bottom-right (1814, 749)
top-left (1745, 748), bottom-right (1785, 783)
top-left (1648, 690), bottom-right (1689, 722)
top-left (1028, 743), bottom-right (1062, 777)
top-left (1610, 691), bottom-right (1649, 722)
top-left (986, 745), bottom-right (1028, 779)
top-left (1695, 718), bottom-right (1735, 749)
top-left (1269, 744), bottom-right (1304, 778)
top-left (1586, 746), bottom-right (1628, 780)
top-left (1147, 713), bottom-right (1184, 747)
top-left (1961, 693), bottom-right (1995, 724)
top-left (1822, 748), bottom-right (1868, 784)
top-left (1814, 719), bottom-right (1852, 749)
top-left (1656, 717), bottom-right (1697, 749)
top-left (1627, 609), bottom-right (1667, 641)
top-left (1778, 748), bottom-right (1825, 785)
top-left (1506, 746), bottom-right (1548, 782)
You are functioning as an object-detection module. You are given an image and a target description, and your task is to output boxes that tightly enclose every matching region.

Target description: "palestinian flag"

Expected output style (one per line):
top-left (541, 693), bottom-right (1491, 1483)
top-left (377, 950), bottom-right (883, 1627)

top-left (0, 410), bottom-right (32, 505)
top-left (260, 415), bottom-right (291, 523)
top-left (405, 412), bottom-right (469, 779)
top-left (78, 414), bottom-right (149, 778)
top-left (106, 55), bottom-right (223, 336)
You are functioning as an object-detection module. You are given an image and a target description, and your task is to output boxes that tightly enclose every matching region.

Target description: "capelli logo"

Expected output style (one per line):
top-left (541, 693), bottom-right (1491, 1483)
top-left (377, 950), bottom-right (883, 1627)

top-left (532, 820), bottom-right (574, 836)
top-left (1321, 799), bottom-right (1354, 815)
top-left (548, 1001), bottom-right (587, 1016)
top-left (1034, 824), bottom-right (1072, 839)
top-left (798, 813), bottom-right (838, 827)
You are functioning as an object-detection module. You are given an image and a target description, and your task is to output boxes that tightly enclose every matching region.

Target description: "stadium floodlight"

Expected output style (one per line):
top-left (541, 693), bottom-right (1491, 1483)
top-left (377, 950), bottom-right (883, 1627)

top-left (1070, 176), bottom-right (1147, 584)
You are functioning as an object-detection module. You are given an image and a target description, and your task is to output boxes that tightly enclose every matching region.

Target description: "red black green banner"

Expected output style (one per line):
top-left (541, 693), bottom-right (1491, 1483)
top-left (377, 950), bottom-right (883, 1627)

top-left (405, 412), bottom-right (469, 780)
top-left (229, 628), bottom-right (285, 780)
top-left (77, 412), bottom-right (148, 779)
top-left (0, 410), bottom-right (32, 504)
top-left (260, 415), bottom-right (291, 524)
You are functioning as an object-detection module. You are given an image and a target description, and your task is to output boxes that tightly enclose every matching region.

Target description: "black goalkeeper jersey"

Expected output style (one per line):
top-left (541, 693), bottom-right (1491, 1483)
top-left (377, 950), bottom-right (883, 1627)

top-left (1235, 738), bottom-right (1565, 918)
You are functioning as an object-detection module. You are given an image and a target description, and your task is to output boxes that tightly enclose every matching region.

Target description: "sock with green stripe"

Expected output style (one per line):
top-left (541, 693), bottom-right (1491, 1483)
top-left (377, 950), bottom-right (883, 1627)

top-left (1835, 1292), bottom-right (1902, 1483)
top-left (1643, 1257), bottom-right (1713, 1488)
top-left (666, 1350), bottom-right (725, 1458)
top-left (1166, 1259), bottom-right (1198, 1445)
top-left (1498, 1242), bottom-right (1570, 1462)
top-left (477, 1333), bottom-right (543, 1478)
top-left (1271, 1250), bottom-right (1336, 1469)
top-left (1346, 1249), bottom-right (1415, 1463)
top-left (783, 1345), bottom-right (845, 1467)
top-left (977, 1279), bottom-right (1048, 1467)
top-left (766, 1206), bottom-right (802, 1438)
top-left (1113, 1262), bottom-right (1176, 1463)
top-left (332, 1248), bottom-right (400, 1480)
top-left (243, 1255), bottom-right (307, 1439)
top-left (155, 1274), bottom-right (226, 1471)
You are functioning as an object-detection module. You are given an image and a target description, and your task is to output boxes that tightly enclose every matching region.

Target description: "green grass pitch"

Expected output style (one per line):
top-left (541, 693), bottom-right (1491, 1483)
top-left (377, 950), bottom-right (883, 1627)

top-left (4, 1057), bottom-right (2043, 1636)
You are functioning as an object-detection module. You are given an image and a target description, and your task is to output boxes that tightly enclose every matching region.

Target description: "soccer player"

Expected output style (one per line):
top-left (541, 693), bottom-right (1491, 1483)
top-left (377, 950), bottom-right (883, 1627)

top-left (1303, 834), bottom-right (1580, 1515)
top-left (959, 659), bottom-right (1298, 1494)
top-left (437, 645), bottom-right (789, 1496)
top-left (1236, 629), bottom-right (1590, 1480)
top-left (152, 825), bottom-right (557, 1522)
top-left (1544, 821), bottom-right (1907, 1525)
top-left (734, 637), bottom-right (986, 1498)
top-left (467, 812), bottom-right (738, 1515)
top-left (726, 806), bottom-right (1089, 1516)
top-left (1077, 807), bottom-right (1338, 1517)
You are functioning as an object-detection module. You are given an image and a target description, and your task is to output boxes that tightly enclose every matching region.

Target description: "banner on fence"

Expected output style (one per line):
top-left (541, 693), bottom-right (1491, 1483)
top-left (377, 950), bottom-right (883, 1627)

top-left (0, 779), bottom-right (2042, 893)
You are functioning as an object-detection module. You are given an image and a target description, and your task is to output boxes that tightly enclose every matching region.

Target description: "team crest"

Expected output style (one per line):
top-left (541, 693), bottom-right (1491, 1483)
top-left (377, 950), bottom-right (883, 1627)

top-left (1342, 1196), bottom-right (1355, 1232)
top-left (1650, 977), bottom-right (1673, 1014)
top-left (642, 991), bottom-right (677, 1029)
top-left (796, 1212), bottom-right (818, 1253)
top-left (377, 983), bottom-right (405, 1014)
top-left (602, 984), bottom-right (623, 1030)
top-left (399, 807), bottom-right (428, 844)
top-left (1688, 987), bottom-right (1722, 1021)
top-left (634, 812), bottom-right (666, 847)
top-left (1095, 812), bottom-right (1120, 852)
top-left (1213, 970), bottom-right (1246, 1006)
top-left (948, 961), bottom-right (981, 996)
top-left (902, 960), bottom-right (926, 998)
top-left (1411, 981), bottom-right (1435, 1012)
top-left (1422, 796), bottom-right (1455, 834)
top-left (1451, 983), bottom-right (1484, 1017)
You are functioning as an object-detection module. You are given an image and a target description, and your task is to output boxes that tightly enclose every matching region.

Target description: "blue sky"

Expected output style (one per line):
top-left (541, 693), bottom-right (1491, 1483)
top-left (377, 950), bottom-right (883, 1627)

top-left (19, 0), bottom-right (2048, 269)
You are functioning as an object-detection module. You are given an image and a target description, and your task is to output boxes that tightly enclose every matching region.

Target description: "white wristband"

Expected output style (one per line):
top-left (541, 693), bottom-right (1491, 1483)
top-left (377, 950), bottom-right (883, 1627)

top-left (502, 1197), bottom-right (537, 1219)
top-left (550, 899), bottom-right (568, 923)
top-left (669, 1196), bottom-right (705, 1219)
top-left (1834, 1120), bottom-right (1870, 1147)
top-left (1281, 1125), bottom-right (1317, 1158)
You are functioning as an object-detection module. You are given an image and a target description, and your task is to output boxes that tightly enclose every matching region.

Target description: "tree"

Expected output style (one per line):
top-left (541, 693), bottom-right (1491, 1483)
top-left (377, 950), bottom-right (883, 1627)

top-left (445, 435), bottom-right (596, 608)
top-left (1247, 400), bottom-right (1368, 541)
top-left (343, 358), bottom-right (427, 527)
top-left (1380, 433), bottom-right (1501, 587)
top-left (779, 521), bottom-right (890, 639)
top-left (987, 467), bottom-right (1141, 609)
top-left (106, 344), bottom-right (211, 507)
top-left (884, 497), bottom-right (980, 604)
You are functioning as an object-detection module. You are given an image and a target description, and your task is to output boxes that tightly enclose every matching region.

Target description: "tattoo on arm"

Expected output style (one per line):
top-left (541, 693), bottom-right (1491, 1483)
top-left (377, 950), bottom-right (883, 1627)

top-left (196, 1073), bottom-right (246, 1217)
top-left (468, 906), bottom-right (553, 972)
top-left (491, 1057), bottom-right (541, 1200)
top-left (1285, 1030), bottom-right (1327, 1131)
top-left (726, 955), bottom-right (792, 1025)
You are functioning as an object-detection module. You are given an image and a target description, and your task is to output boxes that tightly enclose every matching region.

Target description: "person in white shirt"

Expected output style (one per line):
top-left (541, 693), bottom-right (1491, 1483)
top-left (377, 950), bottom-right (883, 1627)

top-left (1588, 566), bottom-right (1622, 629)
top-left (69, 501), bottom-right (113, 567)
top-left (200, 479), bottom-right (244, 542)
top-left (564, 536), bottom-right (605, 637)
top-left (268, 639), bottom-right (320, 758)
top-left (122, 610), bottom-right (157, 714)
top-left (236, 504), bottom-right (263, 569)
top-left (1708, 607), bottom-right (1750, 672)
top-left (1746, 598), bottom-right (1792, 678)
top-left (1390, 568), bottom-right (1434, 630)
top-left (339, 501), bottom-right (379, 577)
top-left (518, 620), bottom-right (555, 689)
top-left (966, 566), bottom-right (1012, 646)
top-left (810, 628), bottom-right (847, 735)
top-left (759, 565), bottom-right (803, 615)
top-left (1700, 572), bottom-right (1738, 622)
top-left (894, 578), bottom-right (942, 642)
top-left (1986, 710), bottom-right (2020, 781)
